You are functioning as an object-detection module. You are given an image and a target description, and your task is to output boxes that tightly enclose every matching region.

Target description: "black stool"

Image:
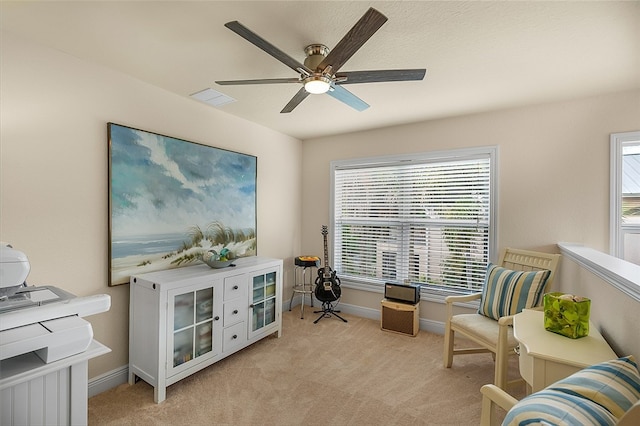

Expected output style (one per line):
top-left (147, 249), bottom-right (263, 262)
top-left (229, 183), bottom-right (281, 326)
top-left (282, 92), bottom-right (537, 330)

top-left (289, 256), bottom-right (320, 319)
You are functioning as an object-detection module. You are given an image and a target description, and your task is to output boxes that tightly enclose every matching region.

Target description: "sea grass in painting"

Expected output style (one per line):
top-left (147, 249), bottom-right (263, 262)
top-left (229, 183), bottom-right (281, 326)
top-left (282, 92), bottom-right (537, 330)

top-left (108, 123), bottom-right (256, 285)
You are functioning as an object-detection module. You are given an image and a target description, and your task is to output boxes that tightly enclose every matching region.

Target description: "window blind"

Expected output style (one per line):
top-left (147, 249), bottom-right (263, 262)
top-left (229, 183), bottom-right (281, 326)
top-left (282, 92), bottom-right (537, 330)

top-left (333, 154), bottom-right (493, 293)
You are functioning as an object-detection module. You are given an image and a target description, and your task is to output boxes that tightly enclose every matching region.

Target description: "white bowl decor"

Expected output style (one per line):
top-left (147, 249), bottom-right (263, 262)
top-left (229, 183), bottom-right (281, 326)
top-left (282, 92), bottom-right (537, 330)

top-left (201, 248), bottom-right (235, 269)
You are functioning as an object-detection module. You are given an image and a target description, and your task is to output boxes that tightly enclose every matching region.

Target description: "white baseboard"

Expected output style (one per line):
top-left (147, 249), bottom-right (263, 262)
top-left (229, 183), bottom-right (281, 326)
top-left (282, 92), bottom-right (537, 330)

top-left (89, 301), bottom-right (446, 397)
top-left (315, 300), bottom-right (446, 335)
top-left (89, 365), bottom-right (129, 397)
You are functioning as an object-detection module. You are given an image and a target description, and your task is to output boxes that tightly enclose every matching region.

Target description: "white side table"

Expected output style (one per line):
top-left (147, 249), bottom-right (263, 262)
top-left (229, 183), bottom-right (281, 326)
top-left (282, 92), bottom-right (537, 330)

top-left (513, 309), bottom-right (617, 393)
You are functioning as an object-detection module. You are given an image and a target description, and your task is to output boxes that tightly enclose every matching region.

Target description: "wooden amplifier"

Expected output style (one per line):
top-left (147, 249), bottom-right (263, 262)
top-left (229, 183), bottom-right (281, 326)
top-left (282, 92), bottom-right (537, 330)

top-left (380, 299), bottom-right (419, 337)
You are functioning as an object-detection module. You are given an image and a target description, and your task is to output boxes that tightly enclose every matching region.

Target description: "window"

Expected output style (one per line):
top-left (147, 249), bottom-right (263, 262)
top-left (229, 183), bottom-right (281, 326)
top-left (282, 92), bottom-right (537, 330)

top-left (610, 131), bottom-right (640, 265)
top-left (331, 147), bottom-right (497, 295)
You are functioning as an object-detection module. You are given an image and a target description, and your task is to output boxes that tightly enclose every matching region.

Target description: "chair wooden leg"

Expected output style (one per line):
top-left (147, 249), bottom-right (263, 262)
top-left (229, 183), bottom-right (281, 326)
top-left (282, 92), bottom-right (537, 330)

top-left (494, 333), bottom-right (509, 389)
top-left (480, 384), bottom-right (518, 426)
top-left (494, 354), bottom-right (507, 390)
top-left (443, 323), bottom-right (454, 368)
top-left (480, 392), bottom-right (495, 426)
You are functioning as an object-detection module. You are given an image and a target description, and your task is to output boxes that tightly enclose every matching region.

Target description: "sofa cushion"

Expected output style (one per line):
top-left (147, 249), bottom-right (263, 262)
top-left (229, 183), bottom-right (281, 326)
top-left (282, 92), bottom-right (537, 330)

top-left (478, 263), bottom-right (551, 320)
top-left (503, 356), bottom-right (640, 426)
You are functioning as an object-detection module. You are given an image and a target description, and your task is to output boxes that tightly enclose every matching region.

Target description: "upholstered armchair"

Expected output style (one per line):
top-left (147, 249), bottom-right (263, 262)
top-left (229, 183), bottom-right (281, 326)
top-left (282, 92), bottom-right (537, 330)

top-left (443, 248), bottom-right (560, 390)
top-left (480, 356), bottom-right (640, 426)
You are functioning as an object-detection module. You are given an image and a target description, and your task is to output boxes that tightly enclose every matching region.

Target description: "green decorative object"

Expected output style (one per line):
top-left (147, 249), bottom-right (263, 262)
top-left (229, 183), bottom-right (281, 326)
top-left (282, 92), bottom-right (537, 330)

top-left (543, 292), bottom-right (591, 339)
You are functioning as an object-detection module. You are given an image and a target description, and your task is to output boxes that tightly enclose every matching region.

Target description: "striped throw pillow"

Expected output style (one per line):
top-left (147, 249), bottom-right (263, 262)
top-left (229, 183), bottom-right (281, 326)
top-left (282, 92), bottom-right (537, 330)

top-left (478, 263), bottom-right (551, 320)
top-left (503, 356), bottom-right (640, 426)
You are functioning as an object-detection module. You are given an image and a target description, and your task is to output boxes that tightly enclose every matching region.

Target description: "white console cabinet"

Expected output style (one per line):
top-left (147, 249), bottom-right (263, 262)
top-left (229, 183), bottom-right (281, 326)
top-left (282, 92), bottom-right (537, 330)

top-left (128, 256), bottom-right (282, 403)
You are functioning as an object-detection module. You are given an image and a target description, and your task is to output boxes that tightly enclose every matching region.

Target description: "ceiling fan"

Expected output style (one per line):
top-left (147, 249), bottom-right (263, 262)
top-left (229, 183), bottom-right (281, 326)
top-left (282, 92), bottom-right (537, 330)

top-left (215, 7), bottom-right (426, 113)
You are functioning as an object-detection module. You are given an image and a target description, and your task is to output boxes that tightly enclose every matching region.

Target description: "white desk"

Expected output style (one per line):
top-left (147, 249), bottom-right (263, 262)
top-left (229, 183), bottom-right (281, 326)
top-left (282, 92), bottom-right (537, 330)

top-left (513, 309), bottom-right (617, 392)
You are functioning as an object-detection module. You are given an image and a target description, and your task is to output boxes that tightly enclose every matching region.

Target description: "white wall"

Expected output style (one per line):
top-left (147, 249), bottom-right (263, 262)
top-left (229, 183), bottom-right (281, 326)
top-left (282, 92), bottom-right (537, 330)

top-left (3, 27), bottom-right (639, 382)
top-left (559, 257), bottom-right (640, 360)
top-left (301, 89), bottom-right (640, 358)
top-left (0, 31), bottom-right (303, 379)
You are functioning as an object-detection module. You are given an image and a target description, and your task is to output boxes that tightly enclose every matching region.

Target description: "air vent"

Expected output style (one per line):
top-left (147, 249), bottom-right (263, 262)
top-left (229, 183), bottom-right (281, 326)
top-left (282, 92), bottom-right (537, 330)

top-left (190, 88), bottom-right (236, 107)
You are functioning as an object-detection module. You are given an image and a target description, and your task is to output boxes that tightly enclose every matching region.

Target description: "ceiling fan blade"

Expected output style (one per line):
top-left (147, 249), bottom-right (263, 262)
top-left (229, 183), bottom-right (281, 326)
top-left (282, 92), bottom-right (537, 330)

top-left (327, 85), bottom-right (369, 112)
top-left (225, 21), bottom-right (312, 75)
top-left (216, 78), bottom-right (300, 86)
top-left (317, 8), bottom-right (388, 73)
top-left (281, 87), bottom-right (310, 113)
top-left (336, 69), bottom-right (426, 84)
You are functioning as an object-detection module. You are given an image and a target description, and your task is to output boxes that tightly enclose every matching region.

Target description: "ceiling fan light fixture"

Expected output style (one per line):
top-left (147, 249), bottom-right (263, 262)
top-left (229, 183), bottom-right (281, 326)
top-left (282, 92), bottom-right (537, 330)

top-left (303, 75), bottom-right (331, 94)
top-left (221, 8), bottom-right (425, 113)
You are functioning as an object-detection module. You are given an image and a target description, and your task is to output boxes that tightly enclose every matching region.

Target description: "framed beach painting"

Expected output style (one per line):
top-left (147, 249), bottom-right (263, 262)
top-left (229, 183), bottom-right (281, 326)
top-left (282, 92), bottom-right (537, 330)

top-left (107, 123), bottom-right (257, 286)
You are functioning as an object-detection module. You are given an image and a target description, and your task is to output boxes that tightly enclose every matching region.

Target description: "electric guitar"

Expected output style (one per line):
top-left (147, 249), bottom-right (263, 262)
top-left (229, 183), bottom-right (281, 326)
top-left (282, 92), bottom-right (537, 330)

top-left (315, 225), bottom-right (341, 302)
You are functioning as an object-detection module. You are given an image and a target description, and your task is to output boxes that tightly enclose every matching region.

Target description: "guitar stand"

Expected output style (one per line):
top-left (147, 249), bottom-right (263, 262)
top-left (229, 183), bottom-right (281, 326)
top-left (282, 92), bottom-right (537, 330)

top-left (313, 301), bottom-right (348, 324)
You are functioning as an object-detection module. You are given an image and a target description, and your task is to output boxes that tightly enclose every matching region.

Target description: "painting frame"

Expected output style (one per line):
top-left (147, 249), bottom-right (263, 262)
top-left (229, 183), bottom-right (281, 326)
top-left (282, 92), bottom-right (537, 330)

top-left (107, 123), bottom-right (257, 286)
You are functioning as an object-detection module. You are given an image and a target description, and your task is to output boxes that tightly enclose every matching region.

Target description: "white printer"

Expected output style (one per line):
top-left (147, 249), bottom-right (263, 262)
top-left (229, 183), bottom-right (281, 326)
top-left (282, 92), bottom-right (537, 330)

top-left (0, 244), bottom-right (110, 363)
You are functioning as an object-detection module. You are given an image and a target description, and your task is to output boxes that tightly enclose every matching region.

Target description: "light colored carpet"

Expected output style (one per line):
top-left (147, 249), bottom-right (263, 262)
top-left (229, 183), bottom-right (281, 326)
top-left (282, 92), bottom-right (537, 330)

top-left (88, 308), bottom-right (524, 425)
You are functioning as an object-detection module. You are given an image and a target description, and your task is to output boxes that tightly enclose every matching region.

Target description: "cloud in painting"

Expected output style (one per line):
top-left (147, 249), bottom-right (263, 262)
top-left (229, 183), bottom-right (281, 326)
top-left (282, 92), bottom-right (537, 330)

top-left (110, 124), bottom-right (256, 237)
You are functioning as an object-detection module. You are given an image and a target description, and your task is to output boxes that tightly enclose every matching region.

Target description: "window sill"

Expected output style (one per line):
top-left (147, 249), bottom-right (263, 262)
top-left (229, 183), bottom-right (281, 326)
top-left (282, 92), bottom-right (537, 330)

top-left (558, 242), bottom-right (640, 302)
top-left (340, 278), bottom-right (481, 308)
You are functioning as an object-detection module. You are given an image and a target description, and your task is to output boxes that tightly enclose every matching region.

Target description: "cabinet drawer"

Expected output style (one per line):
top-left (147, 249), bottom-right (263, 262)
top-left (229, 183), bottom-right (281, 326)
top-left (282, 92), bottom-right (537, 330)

top-left (224, 275), bottom-right (247, 301)
top-left (224, 300), bottom-right (247, 326)
top-left (223, 322), bottom-right (246, 352)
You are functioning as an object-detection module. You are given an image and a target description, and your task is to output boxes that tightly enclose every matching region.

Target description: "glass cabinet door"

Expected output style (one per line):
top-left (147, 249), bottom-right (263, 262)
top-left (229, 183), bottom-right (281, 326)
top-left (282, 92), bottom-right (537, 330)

top-left (194, 287), bottom-right (214, 357)
top-left (168, 284), bottom-right (220, 374)
top-left (250, 270), bottom-right (278, 335)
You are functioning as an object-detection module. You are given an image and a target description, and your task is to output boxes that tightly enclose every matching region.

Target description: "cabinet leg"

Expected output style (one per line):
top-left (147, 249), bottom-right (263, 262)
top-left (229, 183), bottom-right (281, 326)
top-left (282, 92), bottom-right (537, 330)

top-left (154, 386), bottom-right (166, 404)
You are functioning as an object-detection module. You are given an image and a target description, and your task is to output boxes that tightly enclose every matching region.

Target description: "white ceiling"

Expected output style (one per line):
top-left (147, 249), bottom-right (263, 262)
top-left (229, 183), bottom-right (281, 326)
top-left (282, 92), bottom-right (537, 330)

top-left (1, 1), bottom-right (639, 140)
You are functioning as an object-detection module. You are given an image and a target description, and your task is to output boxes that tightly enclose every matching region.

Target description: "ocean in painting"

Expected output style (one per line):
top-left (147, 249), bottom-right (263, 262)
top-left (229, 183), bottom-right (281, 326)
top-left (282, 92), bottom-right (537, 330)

top-left (108, 123), bottom-right (257, 284)
top-left (111, 232), bottom-right (191, 259)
